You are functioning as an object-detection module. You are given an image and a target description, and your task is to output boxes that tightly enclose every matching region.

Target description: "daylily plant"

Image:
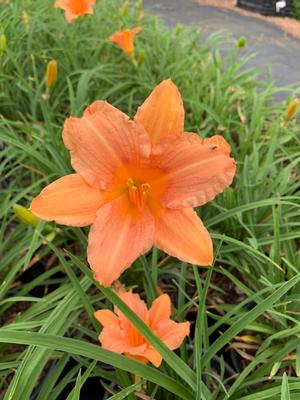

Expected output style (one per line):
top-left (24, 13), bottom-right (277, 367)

top-left (30, 80), bottom-right (236, 286)
top-left (95, 289), bottom-right (190, 366)
top-left (54, 0), bottom-right (96, 23)
top-left (108, 27), bottom-right (142, 57)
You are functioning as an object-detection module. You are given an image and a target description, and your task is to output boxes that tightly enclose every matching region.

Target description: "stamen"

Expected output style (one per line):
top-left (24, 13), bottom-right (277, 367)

top-left (127, 178), bottom-right (150, 210)
top-left (141, 183), bottom-right (150, 193)
top-left (127, 178), bottom-right (135, 188)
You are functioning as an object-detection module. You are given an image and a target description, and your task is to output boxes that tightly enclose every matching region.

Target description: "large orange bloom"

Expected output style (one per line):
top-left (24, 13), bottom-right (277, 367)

top-left (108, 27), bottom-right (142, 57)
top-left (30, 80), bottom-right (236, 286)
top-left (54, 0), bottom-right (96, 23)
top-left (95, 289), bottom-right (190, 366)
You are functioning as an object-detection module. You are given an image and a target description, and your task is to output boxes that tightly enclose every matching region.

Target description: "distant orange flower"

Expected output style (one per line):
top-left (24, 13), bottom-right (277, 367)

top-left (108, 27), bottom-right (141, 57)
top-left (55, 0), bottom-right (96, 23)
top-left (95, 289), bottom-right (190, 366)
top-left (30, 80), bottom-right (236, 287)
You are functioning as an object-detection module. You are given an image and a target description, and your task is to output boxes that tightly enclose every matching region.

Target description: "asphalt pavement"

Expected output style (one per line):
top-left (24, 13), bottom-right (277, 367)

top-left (143, 0), bottom-right (300, 89)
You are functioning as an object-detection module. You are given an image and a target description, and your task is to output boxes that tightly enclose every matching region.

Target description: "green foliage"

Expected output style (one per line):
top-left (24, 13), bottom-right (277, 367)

top-left (0, 0), bottom-right (300, 399)
top-left (292, 0), bottom-right (300, 20)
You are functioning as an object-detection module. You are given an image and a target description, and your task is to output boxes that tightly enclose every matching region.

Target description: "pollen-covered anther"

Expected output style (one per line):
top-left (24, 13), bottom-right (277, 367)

top-left (127, 178), bottom-right (150, 210)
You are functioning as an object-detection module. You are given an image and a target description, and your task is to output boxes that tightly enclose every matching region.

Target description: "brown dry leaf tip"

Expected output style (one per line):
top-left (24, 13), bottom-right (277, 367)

top-left (230, 342), bottom-right (259, 351)
top-left (112, 280), bottom-right (125, 292)
top-left (283, 354), bottom-right (296, 361)
top-left (20, 163), bottom-right (45, 176)
top-left (156, 286), bottom-right (164, 295)
top-left (237, 99), bottom-right (247, 124)
top-left (28, 254), bottom-right (41, 268)
top-left (229, 345), bottom-right (255, 361)
top-left (234, 335), bottom-right (262, 344)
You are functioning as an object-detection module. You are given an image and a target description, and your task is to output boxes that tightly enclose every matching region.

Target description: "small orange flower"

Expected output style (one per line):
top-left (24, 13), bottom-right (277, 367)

top-left (54, 0), bottom-right (96, 23)
top-left (30, 80), bottom-right (236, 287)
top-left (95, 289), bottom-right (190, 366)
top-left (108, 27), bottom-right (141, 57)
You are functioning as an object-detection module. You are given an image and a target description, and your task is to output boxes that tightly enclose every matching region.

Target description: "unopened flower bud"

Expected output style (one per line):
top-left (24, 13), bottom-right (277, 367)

top-left (46, 59), bottom-right (58, 90)
top-left (119, 0), bottom-right (129, 17)
top-left (136, 0), bottom-right (143, 12)
top-left (285, 98), bottom-right (299, 121)
top-left (13, 204), bottom-right (40, 228)
top-left (22, 11), bottom-right (30, 26)
top-left (137, 50), bottom-right (145, 66)
top-left (236, 36), bottom-right (247, 50)
top-left (0, 34), bottom-right (6, 57)
top-left (43, 231), bottom-right (57, 243)
top-left (175, 24), bottom-right (183, 36)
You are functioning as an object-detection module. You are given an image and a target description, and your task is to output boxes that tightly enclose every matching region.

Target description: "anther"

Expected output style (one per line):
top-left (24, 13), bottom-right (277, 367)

top-left (141, 183), bottom-right (150, 193)
top-left (126, 178), bottom-right (150, 210)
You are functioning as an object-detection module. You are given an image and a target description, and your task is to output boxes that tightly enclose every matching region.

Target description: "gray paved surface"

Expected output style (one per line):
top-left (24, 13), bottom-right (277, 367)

top-left (144, 0), bottom-right (300, 89)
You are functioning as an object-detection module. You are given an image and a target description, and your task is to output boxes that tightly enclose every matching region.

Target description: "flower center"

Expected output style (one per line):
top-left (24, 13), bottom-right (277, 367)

top-left (127, 325), bottom-right (146, 347)
top-left (126, 178), bottom-right (150, 211)
top-left (70, 0), bottom-right (86, 14)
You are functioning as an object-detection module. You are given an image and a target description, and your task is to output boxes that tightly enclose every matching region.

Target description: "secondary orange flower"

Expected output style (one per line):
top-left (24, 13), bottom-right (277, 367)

top-left (95, 289), bottom-right (190, 366)
top-left (54, 0), bottom-right (96, 23)
top-left (30, 80), bottom-right (236, 286)
top-left (108, 27), bottom-right (141, 57)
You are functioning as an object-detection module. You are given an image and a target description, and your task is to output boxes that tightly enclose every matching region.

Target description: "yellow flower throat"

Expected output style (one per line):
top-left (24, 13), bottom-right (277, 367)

top-left (127, 178), bottom-right (150, 211)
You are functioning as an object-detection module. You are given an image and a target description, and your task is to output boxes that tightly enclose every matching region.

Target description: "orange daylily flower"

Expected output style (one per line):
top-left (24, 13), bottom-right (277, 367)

top-left (54, 0), bottom-right (96, 23)
top-left (30, 80), bottom-right (236, 287)
top-left (108, 27), bottom-right (141, 57)
top-left (95, 289), bottom-right (190, 366)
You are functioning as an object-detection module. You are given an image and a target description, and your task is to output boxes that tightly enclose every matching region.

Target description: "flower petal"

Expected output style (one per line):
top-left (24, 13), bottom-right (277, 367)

top-left (88, 196), bottom-right (155, 287)
top-left (153, 134), bottom-right (236, 208)
top-left (54, 0), bottom-right (67, 9)
top-left (142, 347), bottom-right (162, 367)
top-left (94, 310), bottom-right (119, 327)
top-left (108, 27), bottom-right (141, 56)
top-left (115, 290), bottom-right (148, 322)
top-left (154, 208), bottom-right (213, 266)
top-left (99, 325), bottom-right (146, 353)
top-left (149, 294), bottom-right (171, 328)
top-left (99, 326), bottom-right (162, 367)
top-left (124, 353), bottom-right (149, 365)
top-left (134, 80), bottom-right (184, 146)
top-left (30, 174), bottom-right (104, 226)
top-left (155, 320), bottom-right (190, 350)
top-left (64, 10), bottom-right (77, 23)
top-left (124, 346), bottom-right (162, 367)
top-left (63, 101), bottom-right (150, 190)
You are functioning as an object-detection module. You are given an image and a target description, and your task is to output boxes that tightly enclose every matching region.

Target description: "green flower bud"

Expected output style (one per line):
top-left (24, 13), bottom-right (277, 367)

top-left (13, 204), bottom-right (40, 227)
top-left (0, 34), bottom-right (7, 57)
top-left (236, 36), bottom-right (247, 50)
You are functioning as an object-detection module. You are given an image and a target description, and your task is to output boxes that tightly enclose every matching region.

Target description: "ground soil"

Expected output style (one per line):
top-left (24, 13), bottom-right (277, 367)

top-left (197, 0), bottom-right (300, 40)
